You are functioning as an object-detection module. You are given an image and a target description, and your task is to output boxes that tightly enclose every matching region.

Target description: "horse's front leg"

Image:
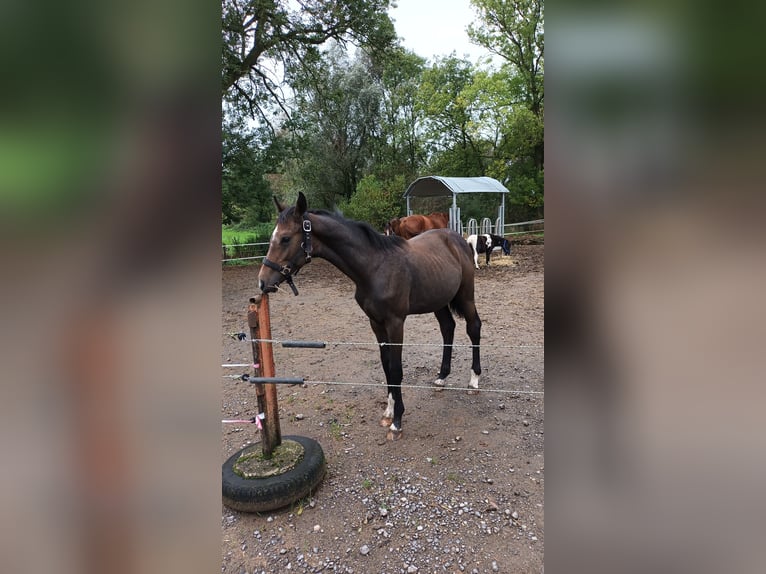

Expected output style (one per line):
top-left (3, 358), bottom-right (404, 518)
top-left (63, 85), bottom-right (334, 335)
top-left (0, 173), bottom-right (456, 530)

top-left (377, 342), bottom-right (394, 427)
top-left (370, 318), bottom-right (405, 440)
top-left (386, 339), bottom-right (405, 440)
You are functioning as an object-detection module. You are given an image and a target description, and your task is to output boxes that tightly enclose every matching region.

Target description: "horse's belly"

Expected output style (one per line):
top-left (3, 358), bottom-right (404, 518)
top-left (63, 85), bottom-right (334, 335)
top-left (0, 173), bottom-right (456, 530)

top-left (404, 231), bottom-right (470, 312)
top-left (407, 276), bottom-right (461, 314)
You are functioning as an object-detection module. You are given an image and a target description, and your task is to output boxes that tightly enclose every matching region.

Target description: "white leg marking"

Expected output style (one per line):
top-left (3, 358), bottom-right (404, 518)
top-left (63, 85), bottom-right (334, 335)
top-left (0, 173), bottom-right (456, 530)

top-left (466, 235), bottom-right (480, 269)
top-left (469, 369), bottom-right (480, 389)
top-left (433, 377), bottom-right (446, 387)
top-left (389, 421), bottom-right (400, 432)
top-left (382, 393), bottom-right (394, 419)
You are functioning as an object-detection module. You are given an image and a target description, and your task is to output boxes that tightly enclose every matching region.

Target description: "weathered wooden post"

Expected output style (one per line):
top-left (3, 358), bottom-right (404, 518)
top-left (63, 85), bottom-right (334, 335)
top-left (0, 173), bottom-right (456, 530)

top-left (246, 296), bottom-right (267, 446)
top-left (247, 293), bottom-right (281, 457)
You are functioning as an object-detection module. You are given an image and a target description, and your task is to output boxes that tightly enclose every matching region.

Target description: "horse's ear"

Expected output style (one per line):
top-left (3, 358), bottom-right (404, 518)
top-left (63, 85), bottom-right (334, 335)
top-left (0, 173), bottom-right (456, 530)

top-left (273, 196), bottom-right (285, 213)
top-left (296, 191), bottom-right (307, 216)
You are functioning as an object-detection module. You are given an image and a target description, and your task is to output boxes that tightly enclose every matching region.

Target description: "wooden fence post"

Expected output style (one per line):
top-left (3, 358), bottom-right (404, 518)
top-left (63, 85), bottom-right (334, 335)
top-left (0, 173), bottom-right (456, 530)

top-left (251, 293), bottom-right (281, 457)
top-left (247, 297), bottom-right (267, 446)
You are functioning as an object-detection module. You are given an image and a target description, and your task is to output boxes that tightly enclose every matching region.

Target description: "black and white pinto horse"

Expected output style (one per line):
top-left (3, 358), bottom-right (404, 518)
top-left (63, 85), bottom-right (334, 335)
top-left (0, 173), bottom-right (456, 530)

top-left (258, 192), bottom-right (482, 440)
top-left (466, 234), bottom-right (511, 269)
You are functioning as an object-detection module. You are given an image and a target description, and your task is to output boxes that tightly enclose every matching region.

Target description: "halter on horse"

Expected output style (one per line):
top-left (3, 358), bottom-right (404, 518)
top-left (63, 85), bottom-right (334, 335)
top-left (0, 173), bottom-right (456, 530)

top-left (259, 193), bottom-right (482, 440)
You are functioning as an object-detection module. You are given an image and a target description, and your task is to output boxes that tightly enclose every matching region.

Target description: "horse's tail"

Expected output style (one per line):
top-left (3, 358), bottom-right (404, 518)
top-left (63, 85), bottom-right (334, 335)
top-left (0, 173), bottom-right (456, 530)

top-left (448, 236), bottom-right (476, 319)
top-left (449, 298), bottom-right (466, 318)
top-left (456, 234), bottom-right (474, 259)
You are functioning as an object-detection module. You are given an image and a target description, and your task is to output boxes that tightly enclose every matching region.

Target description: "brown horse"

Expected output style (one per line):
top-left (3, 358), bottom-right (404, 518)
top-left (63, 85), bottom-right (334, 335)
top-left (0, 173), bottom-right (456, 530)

top-left (384, 212), bottom-right (449, 239)
top-left (259, 193), bottom-right (482, 440)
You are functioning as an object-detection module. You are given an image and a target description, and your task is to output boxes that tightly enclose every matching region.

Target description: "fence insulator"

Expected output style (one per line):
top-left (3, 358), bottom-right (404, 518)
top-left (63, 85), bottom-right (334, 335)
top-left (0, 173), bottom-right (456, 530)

top-left (281, 340), bottom-right (326, 348)
top-left (244, 376), bottom-right (305, 385)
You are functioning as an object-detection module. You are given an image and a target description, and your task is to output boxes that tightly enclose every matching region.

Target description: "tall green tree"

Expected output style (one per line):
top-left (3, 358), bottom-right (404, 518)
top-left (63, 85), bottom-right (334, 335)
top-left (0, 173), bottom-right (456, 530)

top-left (465, 67), bottom-right (544, 219)
top-left (468, 0), bottom-right (544, 118)
top-left (222, 0), bottom-right (395, 129)
top-left (371, 47), bottom-right (426, 181)
top-left (289, 46), bottom-right (383, 207)
top-left (222, 116), bottom-right (281, 225)
top-left (417, 56), bottom-right (487, 176)
top-left (468, 0), bottom-right (544, 219)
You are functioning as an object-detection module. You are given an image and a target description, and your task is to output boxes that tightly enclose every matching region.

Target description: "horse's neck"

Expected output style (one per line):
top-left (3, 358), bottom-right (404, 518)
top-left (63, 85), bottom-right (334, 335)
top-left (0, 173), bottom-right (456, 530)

top-left (311, 214), bottom-right (377, 285)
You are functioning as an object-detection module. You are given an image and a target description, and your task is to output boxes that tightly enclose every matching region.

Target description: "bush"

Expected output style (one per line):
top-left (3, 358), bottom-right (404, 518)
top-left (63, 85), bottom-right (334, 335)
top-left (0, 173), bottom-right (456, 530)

top-left (339, 174), bottom-right (405, 231)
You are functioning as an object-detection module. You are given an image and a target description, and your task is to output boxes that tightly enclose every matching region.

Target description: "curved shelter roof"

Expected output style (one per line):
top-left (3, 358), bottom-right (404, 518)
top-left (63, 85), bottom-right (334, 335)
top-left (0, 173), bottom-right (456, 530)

top-left (403, 176), bottom-right (509, 198)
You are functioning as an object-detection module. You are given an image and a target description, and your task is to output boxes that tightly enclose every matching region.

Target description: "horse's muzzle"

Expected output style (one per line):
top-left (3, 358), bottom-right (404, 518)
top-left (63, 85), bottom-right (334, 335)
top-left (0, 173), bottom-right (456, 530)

top-left (258, 279), bottom-right (278, 294)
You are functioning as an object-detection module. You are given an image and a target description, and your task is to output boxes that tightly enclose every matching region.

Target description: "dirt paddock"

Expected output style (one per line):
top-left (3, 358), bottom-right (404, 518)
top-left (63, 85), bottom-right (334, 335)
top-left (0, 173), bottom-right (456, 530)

top-left (222, 245), bottom-right (544, 574)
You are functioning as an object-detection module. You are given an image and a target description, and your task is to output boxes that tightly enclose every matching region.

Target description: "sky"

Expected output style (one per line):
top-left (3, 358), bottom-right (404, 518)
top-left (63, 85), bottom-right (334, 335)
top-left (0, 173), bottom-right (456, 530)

top-left (388, 0), bottom-right (496, 65)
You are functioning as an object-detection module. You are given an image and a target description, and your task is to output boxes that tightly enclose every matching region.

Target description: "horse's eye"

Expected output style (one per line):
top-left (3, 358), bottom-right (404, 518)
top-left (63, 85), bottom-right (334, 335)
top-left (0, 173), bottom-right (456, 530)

top-left (280, 236), bottom-right (290, 245)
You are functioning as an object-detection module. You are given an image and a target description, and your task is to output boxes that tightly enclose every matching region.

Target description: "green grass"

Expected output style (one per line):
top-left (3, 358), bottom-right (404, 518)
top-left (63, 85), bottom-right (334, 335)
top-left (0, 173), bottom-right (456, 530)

top-left (222, 222), bottom-right (274, 245)
top-left (446, 472), bottom-right (464, 484)
top-left (506, 229), bottom-right (544, 238)
top-left (222, 222), bottom-right (275, 265)
top-left (222, 259), bottom-right (257, 267)
top-left (328, 420), bottom-right (343, 441)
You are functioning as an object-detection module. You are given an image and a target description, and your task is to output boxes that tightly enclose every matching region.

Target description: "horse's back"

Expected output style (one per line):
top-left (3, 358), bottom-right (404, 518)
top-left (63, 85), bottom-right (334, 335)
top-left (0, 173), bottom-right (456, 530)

top-left (427, 212), bottom-right (449, 228)
top-left (408, 228), bottom-right (474, 267)
top-left (397, 212), bottom-right (449, 239)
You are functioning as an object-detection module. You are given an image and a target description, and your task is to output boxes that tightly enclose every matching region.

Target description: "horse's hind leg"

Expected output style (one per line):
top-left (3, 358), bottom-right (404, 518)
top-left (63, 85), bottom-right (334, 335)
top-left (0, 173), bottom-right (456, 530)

top-left (463, 303), bottom-right (482, 393)
top-left (433, 307), bottom-right (456, 388)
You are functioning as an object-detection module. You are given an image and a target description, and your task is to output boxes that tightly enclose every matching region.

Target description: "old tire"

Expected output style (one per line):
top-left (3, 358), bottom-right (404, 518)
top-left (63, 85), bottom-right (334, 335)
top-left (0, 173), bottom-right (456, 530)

top-left (222, 435), bottom-right (326, 513)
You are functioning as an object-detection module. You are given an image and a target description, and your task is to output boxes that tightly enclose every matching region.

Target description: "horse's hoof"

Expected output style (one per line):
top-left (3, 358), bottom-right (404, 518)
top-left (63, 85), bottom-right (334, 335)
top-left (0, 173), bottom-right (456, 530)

top-left (466, 388), bottom-right (480, 395)
top-left (433, 379), bottom-right (445, 392)
top-left (386, 429), bottom-right (403, 441)
top-left (379, 417), bottom-right (393, 428)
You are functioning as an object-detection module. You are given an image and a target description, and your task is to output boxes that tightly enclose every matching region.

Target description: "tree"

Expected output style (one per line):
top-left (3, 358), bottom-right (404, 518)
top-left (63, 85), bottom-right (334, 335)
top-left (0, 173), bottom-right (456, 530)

top-left (371, 47), bottom-right (426, 181)
top-left (288, 46), bottom-right (383, 208)
top-left (468, 0), bottom-right (544, 118)
top-left (466, 69), bottom-right (543, 218)
top-left (468, 0), bottom-right (544, 220)
top-left (337, 173), bottom-right (405, 230)
top-left (417, 56), bottom-right (487, 176)
top-left (283, 46), bottom-right (424, 220)
top-left (490, 106), bottom-right (544, 216)
top-left (222, 117), bottom-right (280, 225)
top-left (222, 0), bottom-right (395, 129)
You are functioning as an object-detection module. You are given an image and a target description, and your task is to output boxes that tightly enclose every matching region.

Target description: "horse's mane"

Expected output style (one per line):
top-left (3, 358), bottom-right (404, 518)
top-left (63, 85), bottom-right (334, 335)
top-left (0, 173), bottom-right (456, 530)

top-left (280, 207), bottom-right (406, 252)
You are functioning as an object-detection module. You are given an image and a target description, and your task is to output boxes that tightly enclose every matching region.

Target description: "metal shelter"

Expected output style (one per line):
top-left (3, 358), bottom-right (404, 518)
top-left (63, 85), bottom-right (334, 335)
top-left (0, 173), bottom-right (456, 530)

top-left (403, 176), bottom-right (509, 234)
